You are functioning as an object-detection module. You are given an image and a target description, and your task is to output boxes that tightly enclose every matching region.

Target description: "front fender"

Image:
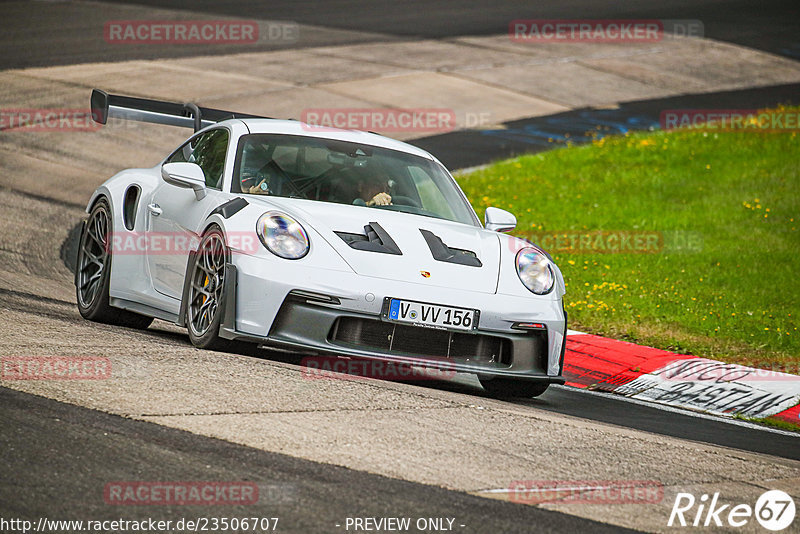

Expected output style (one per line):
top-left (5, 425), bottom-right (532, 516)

top-left (86, 186), bottom-right (112, 214)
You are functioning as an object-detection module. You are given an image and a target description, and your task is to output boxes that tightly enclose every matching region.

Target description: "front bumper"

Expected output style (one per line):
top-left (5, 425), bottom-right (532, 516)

top-left (218, 254), bottom-right (567, 382)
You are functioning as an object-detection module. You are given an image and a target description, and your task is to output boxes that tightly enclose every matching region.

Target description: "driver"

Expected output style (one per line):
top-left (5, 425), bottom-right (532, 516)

top-left (240, 171), bottom-right (271, 195)
top-left (354, 174), bottom-right (392, 206)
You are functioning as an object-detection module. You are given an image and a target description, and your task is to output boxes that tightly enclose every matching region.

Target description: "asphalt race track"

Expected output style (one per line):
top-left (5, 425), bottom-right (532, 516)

top-left (0, 388), bottom-right (636, 534)
top-left (2, 1), bottom-right (799, 532)
top-left (4, 0), bottom-right (798, 69)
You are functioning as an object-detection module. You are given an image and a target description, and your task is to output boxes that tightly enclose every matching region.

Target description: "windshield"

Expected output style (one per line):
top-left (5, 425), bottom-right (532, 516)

top-left (233, 134), bottom-right (478, 226)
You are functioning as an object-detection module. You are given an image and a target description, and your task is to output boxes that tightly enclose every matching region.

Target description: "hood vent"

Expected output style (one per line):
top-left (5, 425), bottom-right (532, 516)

top-left (335, 222), bottom-right (402, 255)
top-left (420, 229), bottom-right (482, 267)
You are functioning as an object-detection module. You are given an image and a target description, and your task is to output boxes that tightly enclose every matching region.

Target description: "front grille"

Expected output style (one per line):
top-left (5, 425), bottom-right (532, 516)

top-left (330, 316), bottom-right (511, 365)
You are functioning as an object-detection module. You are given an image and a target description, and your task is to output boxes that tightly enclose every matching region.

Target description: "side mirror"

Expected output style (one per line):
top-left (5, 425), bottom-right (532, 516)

top-left (485, 206), bottom-right (516, 232)
top-left (161, 162), bottom-right (207, 200)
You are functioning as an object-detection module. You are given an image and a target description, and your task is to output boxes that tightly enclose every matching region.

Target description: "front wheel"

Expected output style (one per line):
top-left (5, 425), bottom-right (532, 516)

top-left (186, 227), bottom-right (232, 350)
top-left (76, 199), bottom-right (153, 329)
top-left (185, 228), bottom-right (255, 354)
top-left (479, 376), bottom-right (549, 398)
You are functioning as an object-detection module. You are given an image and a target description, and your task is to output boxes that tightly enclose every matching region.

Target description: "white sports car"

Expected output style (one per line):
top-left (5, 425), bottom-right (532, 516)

top-left (76, 90), bottom-right (567, 397)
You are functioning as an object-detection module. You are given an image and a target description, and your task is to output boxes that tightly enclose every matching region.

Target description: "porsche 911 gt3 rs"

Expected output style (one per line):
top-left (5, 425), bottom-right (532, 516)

top-left (76, 90), bottom-right (567, 397)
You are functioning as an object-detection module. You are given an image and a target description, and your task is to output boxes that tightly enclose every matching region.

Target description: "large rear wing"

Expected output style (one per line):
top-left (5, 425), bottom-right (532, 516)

top-left (90, 89), bottom-right (269, 132)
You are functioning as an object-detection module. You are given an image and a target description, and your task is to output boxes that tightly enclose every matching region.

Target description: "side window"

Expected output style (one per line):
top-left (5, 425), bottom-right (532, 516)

top-left (166, 140), bottom-right (192, 164)
top-left (166, 129), bottom-right (229, 190)
top-left (190, 129), bottom-right (229, 190)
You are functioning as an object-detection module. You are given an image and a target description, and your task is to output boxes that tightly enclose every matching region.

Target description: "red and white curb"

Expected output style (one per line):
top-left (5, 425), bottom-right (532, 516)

top-left (563, 331), bottom-right (800, 425)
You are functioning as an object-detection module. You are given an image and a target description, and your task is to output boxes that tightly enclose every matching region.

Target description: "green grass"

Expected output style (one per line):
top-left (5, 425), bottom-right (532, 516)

top-left (455, 107), bottom-right (800, 368)
top-left (735, 415), bottom-right (800, 433)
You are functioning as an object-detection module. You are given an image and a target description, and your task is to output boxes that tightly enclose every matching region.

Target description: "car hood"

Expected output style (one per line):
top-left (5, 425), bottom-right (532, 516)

top-left (251, 197), bottom-right (501, 294)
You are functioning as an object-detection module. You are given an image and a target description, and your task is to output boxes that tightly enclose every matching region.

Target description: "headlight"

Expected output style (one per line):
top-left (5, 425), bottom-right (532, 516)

top-left (256, 212), bottom-right (309, 259)
top-left (515, 247), bottom-right (554, 295)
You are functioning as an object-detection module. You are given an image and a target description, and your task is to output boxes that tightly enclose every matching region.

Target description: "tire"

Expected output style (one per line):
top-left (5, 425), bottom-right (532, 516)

top-left (186, 226), bottom-right (234, 351)
top-left (76, 198), bottom-right (153, 329)
top-left (479, 376), bottom-right (549, 398)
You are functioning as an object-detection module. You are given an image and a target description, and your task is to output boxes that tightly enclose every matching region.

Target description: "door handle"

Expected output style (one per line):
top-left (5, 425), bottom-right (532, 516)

top-left (147, 203), bottom-right (162, 216)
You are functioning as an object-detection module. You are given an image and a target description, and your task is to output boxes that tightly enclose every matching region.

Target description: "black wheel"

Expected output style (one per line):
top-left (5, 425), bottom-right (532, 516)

top-left (479, 376), bottom-right (549, 398)
top-left (186, 227), bottom-right (230, 350)
top-left (76, 199), bottom-right (153, 329)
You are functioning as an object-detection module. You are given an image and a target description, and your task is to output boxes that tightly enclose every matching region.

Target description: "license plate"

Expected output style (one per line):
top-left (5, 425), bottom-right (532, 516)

top-left (385, 298), bottom-right (478, 331)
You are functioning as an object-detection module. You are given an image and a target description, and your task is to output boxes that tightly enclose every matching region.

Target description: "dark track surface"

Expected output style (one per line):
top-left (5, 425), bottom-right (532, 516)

top-left (405, 378), bottom-right (800, 461)
top-left (0, 387), bottom-right (640, 533)
top-left (2, 0), bottom-right (799, 69)
top-left (539, 387), bottom-right (800, 460)
top-left (100, 0), bottom-right (800, 58)
top-left (411, 82), bottom-right (800, 169)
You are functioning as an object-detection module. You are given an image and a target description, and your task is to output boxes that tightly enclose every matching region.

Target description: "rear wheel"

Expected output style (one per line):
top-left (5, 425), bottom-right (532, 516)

top-left (479, 376), bottom-right (549, 398)
top-left (76, 199), bottom-right (153, 329)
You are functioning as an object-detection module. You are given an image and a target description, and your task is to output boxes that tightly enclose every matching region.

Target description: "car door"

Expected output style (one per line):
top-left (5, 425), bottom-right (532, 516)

top-left (146, 128), bottom-right (229, 299)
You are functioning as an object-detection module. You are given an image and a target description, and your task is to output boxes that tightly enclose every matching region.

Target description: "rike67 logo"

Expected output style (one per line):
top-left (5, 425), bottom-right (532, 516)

top-left (669, 490), bottom-right (795, 531)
